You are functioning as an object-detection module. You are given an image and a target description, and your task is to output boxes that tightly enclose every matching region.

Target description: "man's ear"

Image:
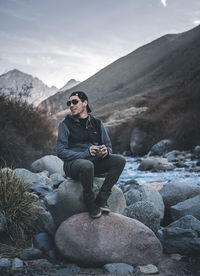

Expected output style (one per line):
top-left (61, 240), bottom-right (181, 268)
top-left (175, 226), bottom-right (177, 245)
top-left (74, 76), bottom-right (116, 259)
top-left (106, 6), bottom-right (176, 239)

top-left (83, 100), bottom-right (88, 107)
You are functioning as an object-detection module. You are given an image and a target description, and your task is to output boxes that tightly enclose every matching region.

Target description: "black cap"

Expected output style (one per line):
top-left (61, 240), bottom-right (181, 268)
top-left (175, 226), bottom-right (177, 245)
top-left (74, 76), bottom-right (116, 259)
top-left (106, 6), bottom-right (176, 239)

top-left (69, 91), bottom-right (92, 113)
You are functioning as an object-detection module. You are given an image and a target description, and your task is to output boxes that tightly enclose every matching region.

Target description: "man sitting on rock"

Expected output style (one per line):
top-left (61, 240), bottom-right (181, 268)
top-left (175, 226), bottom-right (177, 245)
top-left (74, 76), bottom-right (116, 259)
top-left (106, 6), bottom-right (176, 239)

top-left (56, 91), bottom-right (126, 219)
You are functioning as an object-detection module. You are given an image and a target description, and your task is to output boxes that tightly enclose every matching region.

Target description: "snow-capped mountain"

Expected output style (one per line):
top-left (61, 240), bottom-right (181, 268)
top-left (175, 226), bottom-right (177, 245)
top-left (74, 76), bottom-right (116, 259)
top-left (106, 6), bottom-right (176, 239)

top-left (0, 69), bottom-right (58, 105)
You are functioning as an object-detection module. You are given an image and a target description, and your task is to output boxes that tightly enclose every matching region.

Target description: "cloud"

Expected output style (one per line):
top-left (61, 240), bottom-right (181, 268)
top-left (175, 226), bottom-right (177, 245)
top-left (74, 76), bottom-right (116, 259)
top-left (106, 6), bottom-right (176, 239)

top-left (193, 20), bottom-right (200, 25)
top-left (161, 0), bottom-right (167, 7)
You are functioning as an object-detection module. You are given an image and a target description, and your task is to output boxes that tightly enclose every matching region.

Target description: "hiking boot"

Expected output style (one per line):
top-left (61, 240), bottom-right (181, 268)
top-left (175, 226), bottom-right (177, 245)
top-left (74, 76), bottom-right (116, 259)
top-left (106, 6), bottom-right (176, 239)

top-left (96, 199), bottom-right (110, 212)
top-left (96, 190), bottom-right (111, 213)
top-left (88, 206), bottom-right (102, 218)
top-left (84, 192), bottom-right (102, 219)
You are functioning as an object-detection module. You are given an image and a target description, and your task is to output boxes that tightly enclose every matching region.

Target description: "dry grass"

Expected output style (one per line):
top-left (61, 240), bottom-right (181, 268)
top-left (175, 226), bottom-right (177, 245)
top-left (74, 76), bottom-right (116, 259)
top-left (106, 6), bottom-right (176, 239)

top-left (0, 94), bottom-right (56, 168)
top-left (0, 169), bottom-right (40, 248)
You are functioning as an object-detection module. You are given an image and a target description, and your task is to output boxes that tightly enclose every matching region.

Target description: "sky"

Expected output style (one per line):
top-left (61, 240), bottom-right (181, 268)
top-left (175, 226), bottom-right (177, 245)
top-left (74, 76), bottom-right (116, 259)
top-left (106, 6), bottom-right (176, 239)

top-left (0, 0), bottom-right (200, 89)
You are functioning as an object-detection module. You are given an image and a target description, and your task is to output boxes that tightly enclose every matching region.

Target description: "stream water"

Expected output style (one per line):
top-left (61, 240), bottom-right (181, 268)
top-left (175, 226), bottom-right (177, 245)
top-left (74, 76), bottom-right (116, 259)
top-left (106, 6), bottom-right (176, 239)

top-left (117, 156), bottom-right (200, 187)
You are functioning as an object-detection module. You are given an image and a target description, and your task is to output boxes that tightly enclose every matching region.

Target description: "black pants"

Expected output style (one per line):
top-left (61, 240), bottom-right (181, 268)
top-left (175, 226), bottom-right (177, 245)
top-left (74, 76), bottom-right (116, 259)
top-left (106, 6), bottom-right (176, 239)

top-left (65, 154), bottom-right (126, 199)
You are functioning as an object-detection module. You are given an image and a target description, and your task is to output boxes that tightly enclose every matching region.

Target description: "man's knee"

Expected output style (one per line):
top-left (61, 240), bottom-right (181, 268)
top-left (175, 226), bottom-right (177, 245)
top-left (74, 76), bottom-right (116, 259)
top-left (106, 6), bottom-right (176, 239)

top-left (110, 154), bottom-right (126, 169)
top-left (80, 160), bottom-right (94, 175)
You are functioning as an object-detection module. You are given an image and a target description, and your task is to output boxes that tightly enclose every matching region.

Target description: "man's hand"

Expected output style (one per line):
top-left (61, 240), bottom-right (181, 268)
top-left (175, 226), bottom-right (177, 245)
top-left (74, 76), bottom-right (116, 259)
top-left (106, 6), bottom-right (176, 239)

top-left (89, 145), bottom-right (108, 158)
top-left (89, 145), bottom-right (100, 156)
top-left (99, 144), bottom-right (108, 158)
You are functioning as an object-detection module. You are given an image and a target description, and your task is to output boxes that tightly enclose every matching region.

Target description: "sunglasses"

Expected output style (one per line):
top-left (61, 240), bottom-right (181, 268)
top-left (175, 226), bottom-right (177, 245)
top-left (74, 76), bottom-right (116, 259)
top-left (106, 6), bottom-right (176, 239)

top-left (66, 99), bottom-right (80, 106)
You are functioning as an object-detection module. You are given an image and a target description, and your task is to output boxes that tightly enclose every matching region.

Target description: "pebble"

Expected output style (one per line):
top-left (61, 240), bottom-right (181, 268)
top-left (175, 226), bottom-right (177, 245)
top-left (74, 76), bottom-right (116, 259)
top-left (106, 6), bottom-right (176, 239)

top-left (138, 264), bottom-right (158, 274)
top-left (19, 248), bottom-right (43, 260)
top-left (0, 258), bottom-right (11, 268)
top-left (12, 258), bottom-right (24, 270)
top-left (104, 263), bottom-right (134, 274)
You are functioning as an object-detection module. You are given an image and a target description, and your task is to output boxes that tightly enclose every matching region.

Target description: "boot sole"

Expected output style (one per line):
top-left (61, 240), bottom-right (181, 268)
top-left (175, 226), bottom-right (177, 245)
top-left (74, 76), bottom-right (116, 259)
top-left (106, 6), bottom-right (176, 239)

top-left (100, 207), bottom-right (110, 212)
top-left (90, 211), bottom-right (102, 219)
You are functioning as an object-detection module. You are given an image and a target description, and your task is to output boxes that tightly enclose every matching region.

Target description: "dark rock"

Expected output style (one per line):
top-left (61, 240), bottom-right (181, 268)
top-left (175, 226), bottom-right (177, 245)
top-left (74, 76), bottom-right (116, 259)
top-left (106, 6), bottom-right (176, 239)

top-left (28, 183), bottom-right (52, 197)
top-left (160, 181), bottom-right (200, 208)
top-left (124, 201), bottom-right (160, 233)
top-left (150, 139), bottom-right (174, 156)
top-left (19, 248), bottom-right (43, 260)
top-left (162, 227), bottom-right (200, 255)
top-left (170, 195), bottom-right (200, 221)
top-left (104, 263), bottom-right (134, 274)
top-left (167, 215), bottom-right (200, 232)
top-left (124, 184), bottom-right (164, 220)
top-left (34, 233), bottom-right (54, 253)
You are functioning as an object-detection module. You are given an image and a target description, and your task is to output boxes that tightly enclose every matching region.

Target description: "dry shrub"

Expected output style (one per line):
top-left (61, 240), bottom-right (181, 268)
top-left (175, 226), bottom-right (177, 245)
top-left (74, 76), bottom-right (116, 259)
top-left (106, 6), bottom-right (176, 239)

top-left (141, 82), bottom-right (200, 151)
top-left (0, 94), bottom-right (56, 168)
top-left (0, 169), bottom-right (39, 248)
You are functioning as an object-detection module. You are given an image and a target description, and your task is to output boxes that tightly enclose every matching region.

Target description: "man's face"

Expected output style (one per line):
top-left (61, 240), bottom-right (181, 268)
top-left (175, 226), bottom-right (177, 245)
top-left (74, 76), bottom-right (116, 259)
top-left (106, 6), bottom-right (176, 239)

top-left (68, 95), bottom-right (87, 116)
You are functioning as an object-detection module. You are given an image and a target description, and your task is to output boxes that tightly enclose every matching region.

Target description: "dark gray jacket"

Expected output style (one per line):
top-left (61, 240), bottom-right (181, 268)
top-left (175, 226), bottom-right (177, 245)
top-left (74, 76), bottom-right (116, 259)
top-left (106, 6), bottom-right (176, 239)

top-left (56, 114), bottom-right (112, 163)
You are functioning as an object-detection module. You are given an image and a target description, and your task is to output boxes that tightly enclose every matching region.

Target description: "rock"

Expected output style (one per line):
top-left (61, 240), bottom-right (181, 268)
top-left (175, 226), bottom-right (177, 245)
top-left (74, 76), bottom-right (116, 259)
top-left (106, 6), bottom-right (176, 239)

top-left (31, 155), bottom-right (65, 176)
top-left (138, 157), bottom-right (158, 170)
top-left (161, 215), bottom-right (200, 255)
top-left (28, 183), bottom-right (52, 197)
top-left (194, 145), bottom-right (200, 155)
top-left (25, 259), bottom-right (53, 268)
top-left (34, 210), bottom-right (56, 234)
top-left (138, 264), bottom-right (158, 274)
top-left (14, 168), bottom-right (47, 186)
top-left (149, 181), bottom-right (163, 191)
top-left (150, 139), bottom-right (174, 156)
top-left (34, 233), bottom-right (54, 253)
top-left (12, 258), bottom-right (23, 270)
top-left (124, 201), bottom-right (160, 233)
top-left (0, 212), bottom-right (6, 233)
top-left (104, 263), bottom-right (134, 274)
top-left (167, 215), bottom-right (200, 232)
top-left (170, 254), bottom-right (183, 261)
top-left (55, 212), bottom-right (162, 266)
top-left (19, 248), bottom-right (43, 260)
top-left (0, 258), bottom-right (11, 268)
top-left (165, 150), bottom-right (180, 162)
top-left (160, 180), bottom-right (200, 208)
top-left (130, 118), bottom-right (156, 156)
top-left (170, 195), bottom-right (200, 221)
top-left (50, 173), bottom-right (66, 188)
top-left (138, 157), bottom-right (174, 171)
top-left (45, 177), bottom-right (126, 226)
top-left (124, 184), bottom-right (164, 220)
top-left (162, 227), bottom-right (200, 255)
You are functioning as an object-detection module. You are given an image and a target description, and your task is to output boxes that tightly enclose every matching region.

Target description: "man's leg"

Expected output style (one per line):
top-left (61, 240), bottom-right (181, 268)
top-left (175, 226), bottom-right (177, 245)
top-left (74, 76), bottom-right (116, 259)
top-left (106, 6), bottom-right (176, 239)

top-left (66, 159), bottom-right (102, 218)
top-left (93, 154), bottom-right (126, 211)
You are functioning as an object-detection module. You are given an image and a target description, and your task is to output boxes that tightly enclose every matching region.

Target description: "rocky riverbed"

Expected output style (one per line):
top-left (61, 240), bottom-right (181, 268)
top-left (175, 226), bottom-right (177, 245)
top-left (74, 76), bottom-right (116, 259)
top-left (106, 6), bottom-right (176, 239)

top-left (1, 145), bottom-right (200, 275)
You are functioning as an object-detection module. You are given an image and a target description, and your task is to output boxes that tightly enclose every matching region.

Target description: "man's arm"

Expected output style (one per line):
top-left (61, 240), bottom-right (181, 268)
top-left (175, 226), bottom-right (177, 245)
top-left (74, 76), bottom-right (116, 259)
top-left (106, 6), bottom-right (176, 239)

top-left (56, 122), bottom-right (90, 161)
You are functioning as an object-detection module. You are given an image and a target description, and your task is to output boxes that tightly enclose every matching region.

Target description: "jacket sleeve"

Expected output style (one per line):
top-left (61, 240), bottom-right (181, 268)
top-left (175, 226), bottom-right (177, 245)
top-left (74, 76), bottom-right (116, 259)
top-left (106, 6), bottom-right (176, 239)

top-left (56, 122), bottom-right (90, 161)
top-left (100, 121), bottom-right (112, 154)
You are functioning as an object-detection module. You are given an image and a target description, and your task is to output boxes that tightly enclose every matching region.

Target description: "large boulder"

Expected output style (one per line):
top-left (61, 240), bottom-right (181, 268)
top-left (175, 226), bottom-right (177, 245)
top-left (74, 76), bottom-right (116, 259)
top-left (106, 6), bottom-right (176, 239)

top-left (55, 212), bottom-right (162, 266)
top-left (170, 195), bottom-right (200, 221)
top-left (161, 215), bottom-right (200, 255)
top-left (124, 201), bottom-right (160, 233)
top-left (159, 180), bottom-right (200, 209)
top-left (150, 139), bottom-right (174, 156)
top-left (31, 155), bottom-right (65, 176)
top-left (129, 118), bottom-right (156, 156)
top-left (124, 184), bottom-right (164, 220)
top-left (45, 177), bottom-right (126, 227)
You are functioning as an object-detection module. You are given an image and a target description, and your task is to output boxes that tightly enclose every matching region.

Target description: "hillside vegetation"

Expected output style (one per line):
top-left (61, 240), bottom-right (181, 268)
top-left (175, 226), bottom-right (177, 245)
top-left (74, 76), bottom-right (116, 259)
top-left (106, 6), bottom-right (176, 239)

top-left (0, 94), bottom-right (56, 169)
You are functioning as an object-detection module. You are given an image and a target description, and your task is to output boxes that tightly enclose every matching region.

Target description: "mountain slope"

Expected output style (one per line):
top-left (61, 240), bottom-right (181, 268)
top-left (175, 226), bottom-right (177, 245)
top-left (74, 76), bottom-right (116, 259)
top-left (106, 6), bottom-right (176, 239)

top-left (40, 25), bottom-right (200, 122)
top-left (0, 69), bottom-right (58, 105)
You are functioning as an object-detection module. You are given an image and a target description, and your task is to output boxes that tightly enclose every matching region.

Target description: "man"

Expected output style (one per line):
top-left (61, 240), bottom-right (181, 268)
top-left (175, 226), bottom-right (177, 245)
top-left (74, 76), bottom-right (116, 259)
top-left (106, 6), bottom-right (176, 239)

top-left (56, 91), bottom-right (126, 219)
